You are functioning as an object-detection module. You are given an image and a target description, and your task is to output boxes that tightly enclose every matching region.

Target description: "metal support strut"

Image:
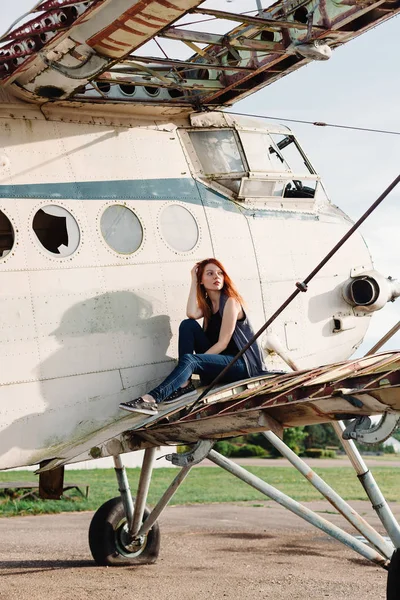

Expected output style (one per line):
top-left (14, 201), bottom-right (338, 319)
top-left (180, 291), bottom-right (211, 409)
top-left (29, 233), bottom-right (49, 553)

top-left (332, 421), bottom-right (400, 548)
top-left (208, 449), bottom-right (390, 568)
top-left (262, 430), bottom-right (394, 558)
top-left (129, 447), bottom-right (156, 537)
top-left (113, 454), bottom-right (134, 526)
top-left (136, 440), bottom-right (213, 538)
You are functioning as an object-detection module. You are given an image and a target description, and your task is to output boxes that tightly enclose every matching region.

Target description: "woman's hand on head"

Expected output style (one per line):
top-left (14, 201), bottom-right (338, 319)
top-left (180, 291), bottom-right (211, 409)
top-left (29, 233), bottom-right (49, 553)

top-left (191, 263), bottom-right (199, 282)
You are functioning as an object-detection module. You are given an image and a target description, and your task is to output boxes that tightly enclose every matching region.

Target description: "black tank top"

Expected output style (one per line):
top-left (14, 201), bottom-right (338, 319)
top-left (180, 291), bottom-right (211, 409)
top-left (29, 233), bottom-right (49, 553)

top-left (205, 310), bottom-right (240, 356)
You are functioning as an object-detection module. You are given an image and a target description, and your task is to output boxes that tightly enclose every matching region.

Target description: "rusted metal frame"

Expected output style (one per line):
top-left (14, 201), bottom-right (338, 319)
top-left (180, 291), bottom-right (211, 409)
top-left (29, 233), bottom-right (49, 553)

top-left (294, 353), bottom-right (395, 388)
top-left (179, 378), bottom-right (293, 422)
top-left (357, 357), bottom-right (400, 380)
top-left (301, 371), bottom-right (400, 403)
top-left (264, 350), bottom-right (399, 403)
top-left (328, 0), bottom-right (399, 33)
top-left (196, 2), bottom-right (397, 104)
top-left (191, 7), bottom-right (326, 32)
top-left (262, 431), bottom-right (394, 558)
top-left (106, 61), bottom-right (173, 85)
top-left (224, 368), bottom-right (324, 411)
top-left (330, 371), bottom-right (400, 394)
top-left (182, 373), bottom-right (346, 421)
top-left (358, 368), bottom-right (400, 394)
top-left (183, 368), bottom-right (400, 424)
top-left (332, 421), bottom-right (400, 548)
top-left (120, 56), bottom-right (256, 72)
top-left (366, 322), bottom-right (400, 356)
top-left (253, 365), bottom-right (343, 408)
top-left (98, 72), bottom-right (223, 90)
top-left (352, 353), bottom-right (400, 376)
top-left (34, 0), bottom-right (98, 12)
top-left (160, 28), bottom-right (286, 52)
top-left (302, 368), bottom-right (399, 402)
top-left (192, 44), bottom-right (300, 103)
top-left (226, 368), bottom-right (330, 412)
top-left (178, 373), bottom-right (295, 421)
top-left (208, 450), bottom-right (389, 568)
top-left (113, 454), bottom-right (134, 527)
top-left (209, 387), bottom-right (285, 417)
top-left (73, 93), bottom-right (192, 106)
top-left (0, 5), bottom-right (88, 44)
top-left (129, 447), bottom-right (156, 537)
top-left (195, 375), bottom-right (293, 417)
top-left (0, 1), bottom-right (101, 85)
top-left (136, 465), bottom-right (192, 537)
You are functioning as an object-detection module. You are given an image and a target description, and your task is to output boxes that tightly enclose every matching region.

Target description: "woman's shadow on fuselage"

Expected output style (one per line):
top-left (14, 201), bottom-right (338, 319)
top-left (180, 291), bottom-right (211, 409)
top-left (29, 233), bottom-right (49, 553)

top-left (0, 291), bottom-right (173, 462)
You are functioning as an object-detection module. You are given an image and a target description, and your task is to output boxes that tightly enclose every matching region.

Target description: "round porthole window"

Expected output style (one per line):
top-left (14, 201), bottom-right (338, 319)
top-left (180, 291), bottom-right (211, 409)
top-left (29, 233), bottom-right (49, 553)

top-left (32, 205), bottom-right (80, 256)
top-left (160, 205), bottom-right (199, 252)
top-left (101, 205), bottom-right (143, 254)
top-left (0, 210), bottom-right (14, 259)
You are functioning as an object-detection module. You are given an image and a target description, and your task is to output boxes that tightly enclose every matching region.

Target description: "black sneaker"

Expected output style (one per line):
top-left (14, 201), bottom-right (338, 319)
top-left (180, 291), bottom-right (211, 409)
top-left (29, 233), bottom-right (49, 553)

top-left (163, 382), bottom-right (196, 404)
top-left (119, 397), bottom-right (158, 415)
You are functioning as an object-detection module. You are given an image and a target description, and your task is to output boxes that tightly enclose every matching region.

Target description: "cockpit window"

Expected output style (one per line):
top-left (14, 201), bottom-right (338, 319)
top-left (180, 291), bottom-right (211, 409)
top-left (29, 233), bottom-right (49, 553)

top-left (240, 132), bottom-right (288, 172)
top-left (269, 134), bottom-right (314, 175)
top-left (183, 126), bottom-right (317, 202)
top-left (0, 210), bottom-right (14, 258)
top-left (240, 132), bottom-right (314, 175)
top-left (188, 130), bottom-right (245, 175)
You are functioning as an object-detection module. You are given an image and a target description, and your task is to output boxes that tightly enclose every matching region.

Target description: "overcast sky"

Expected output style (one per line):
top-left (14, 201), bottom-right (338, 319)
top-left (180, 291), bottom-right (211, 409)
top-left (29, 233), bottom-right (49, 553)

top-left (2, 2), bottom-right (400, 354)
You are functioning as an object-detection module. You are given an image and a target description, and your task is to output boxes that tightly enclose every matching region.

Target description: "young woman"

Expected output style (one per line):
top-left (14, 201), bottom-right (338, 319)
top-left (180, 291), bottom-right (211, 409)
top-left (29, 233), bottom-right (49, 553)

top-left (119, 258), bottom-right (268, 415)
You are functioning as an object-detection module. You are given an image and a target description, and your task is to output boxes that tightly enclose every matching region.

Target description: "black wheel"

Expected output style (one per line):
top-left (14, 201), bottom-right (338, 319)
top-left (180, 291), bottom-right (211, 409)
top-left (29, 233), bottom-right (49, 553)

top-left (387, 548), bottom-right (400, 600)
top-left (88, 497), bottom-right (160, 566)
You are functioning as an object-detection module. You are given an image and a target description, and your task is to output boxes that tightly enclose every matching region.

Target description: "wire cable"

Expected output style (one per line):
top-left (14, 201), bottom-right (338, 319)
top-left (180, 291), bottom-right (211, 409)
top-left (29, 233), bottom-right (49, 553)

top-left (226, 110), bottom-right (400, 136)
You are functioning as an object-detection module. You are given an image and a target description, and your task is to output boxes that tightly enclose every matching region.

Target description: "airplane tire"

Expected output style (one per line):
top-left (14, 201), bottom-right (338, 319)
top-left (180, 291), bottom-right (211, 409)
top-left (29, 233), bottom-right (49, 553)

top-left (88, 496), bottom-right (160, 566)
top-left (387, 548), bottom-right (400, 600)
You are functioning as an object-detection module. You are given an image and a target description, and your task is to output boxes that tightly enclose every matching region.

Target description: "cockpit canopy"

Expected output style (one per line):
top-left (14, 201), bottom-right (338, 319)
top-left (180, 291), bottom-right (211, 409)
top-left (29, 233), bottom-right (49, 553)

top-left (180, 112), bottom-right (323, 208)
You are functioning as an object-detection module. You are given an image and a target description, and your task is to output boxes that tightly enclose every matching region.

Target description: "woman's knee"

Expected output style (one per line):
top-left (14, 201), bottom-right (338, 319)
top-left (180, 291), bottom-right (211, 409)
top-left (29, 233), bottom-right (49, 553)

top-left (180, 353), bottom-right (197, 366)
top-left (179, 318), bottom-right (201, 333)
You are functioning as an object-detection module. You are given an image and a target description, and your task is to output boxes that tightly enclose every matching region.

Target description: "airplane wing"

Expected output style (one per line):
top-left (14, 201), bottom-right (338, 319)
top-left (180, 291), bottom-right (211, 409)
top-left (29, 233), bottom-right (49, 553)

top-left (37, 351), bottom-right (400, 472)
top-left (1, 0), bottom-right (399, 109)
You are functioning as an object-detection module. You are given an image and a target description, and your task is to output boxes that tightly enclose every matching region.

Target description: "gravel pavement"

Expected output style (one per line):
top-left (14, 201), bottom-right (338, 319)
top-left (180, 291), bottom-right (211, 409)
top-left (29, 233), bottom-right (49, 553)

top-left (0, 500), bottom-right (398, 600)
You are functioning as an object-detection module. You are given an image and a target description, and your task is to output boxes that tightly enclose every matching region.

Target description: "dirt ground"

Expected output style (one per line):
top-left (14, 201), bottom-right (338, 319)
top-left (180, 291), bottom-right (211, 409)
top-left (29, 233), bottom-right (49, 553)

top-left (0, 500), bottom-right (398, 600)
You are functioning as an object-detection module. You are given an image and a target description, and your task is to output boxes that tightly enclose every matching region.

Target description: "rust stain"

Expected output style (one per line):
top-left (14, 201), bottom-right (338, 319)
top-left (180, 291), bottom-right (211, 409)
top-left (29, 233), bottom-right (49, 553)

top-left (87, 0), bottom-right (177, 49)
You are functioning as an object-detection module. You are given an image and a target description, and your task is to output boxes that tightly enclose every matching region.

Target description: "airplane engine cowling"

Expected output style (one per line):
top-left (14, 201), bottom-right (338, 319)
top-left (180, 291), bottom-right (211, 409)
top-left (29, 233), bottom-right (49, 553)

top-left (342, 270), bottom-right (400, 312)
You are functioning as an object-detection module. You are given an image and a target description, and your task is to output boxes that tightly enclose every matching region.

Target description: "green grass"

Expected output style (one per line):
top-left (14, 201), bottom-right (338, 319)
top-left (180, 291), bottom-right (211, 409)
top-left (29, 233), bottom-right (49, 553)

top-left (0, 466), bottom-right (398, 517)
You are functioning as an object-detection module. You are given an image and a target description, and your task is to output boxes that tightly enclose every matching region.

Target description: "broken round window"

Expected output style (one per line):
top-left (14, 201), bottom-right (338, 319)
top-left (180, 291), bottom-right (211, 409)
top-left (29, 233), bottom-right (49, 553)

top-left (101, 205), bottom-right (143, 254)
top-left (160, 205), bottom-right (199, 252)
top-left (0, 210), bottom-right (14, 258)
top-left (32, 205), bottom-right (80, 257)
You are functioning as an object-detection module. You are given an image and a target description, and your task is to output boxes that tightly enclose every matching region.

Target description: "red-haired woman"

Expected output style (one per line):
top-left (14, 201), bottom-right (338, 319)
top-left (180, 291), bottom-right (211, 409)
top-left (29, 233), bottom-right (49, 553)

top-left (120, 258), bottom-right (268, 415)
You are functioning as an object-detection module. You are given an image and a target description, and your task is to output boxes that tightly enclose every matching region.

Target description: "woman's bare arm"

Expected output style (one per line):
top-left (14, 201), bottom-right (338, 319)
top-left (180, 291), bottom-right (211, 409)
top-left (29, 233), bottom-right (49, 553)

top-left (186, 264), bottom-right (203, 319)
top-left (205, 297), bottom-right (242, 354)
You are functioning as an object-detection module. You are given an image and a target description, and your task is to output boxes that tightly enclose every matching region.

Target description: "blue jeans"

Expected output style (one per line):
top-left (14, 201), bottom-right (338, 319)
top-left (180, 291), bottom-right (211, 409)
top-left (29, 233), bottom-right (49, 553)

top-left (149, 319), bottom-right (249, 404)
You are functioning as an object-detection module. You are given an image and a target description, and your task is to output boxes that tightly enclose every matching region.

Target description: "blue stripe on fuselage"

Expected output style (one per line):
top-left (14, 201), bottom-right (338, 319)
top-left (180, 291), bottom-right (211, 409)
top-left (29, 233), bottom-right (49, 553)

top-left (0, 178), bottom-right (199, 202)
top-left (0, 178), bottom-right (319, 220)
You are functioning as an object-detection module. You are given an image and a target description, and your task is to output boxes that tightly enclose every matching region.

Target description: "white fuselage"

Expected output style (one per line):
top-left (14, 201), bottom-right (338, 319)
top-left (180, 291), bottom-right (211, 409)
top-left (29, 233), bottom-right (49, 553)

top-left (0, 101), bottom-right (374, 469)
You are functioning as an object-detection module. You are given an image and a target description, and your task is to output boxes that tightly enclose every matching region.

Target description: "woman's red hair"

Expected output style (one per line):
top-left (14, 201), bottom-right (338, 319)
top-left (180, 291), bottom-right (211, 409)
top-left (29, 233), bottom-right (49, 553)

top-left (195, 258), bottom-right (244, 322)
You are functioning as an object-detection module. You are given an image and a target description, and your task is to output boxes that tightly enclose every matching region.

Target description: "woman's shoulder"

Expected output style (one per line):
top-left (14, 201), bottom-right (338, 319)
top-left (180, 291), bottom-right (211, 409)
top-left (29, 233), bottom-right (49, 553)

top-left (221, 295), bottom-right (244, 318)
top-left (220, 294), bottom-right (240, 308)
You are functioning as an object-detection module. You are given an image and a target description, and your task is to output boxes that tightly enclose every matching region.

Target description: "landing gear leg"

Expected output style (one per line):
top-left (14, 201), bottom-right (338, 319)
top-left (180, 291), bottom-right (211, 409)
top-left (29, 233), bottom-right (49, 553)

top-left (88, 450), bottom-right (160, 566)
top-left (88, 441), bottom-right (213, 566)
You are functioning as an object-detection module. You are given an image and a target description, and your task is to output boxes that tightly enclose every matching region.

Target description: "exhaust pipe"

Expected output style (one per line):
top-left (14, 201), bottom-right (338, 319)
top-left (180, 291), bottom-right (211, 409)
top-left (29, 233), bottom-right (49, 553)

top-left (342, 270), bottom-right (400, 312)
